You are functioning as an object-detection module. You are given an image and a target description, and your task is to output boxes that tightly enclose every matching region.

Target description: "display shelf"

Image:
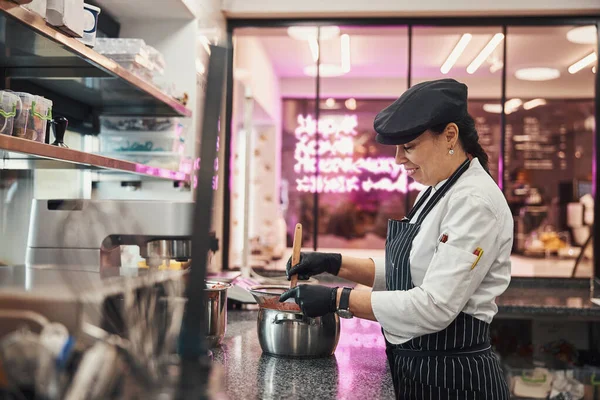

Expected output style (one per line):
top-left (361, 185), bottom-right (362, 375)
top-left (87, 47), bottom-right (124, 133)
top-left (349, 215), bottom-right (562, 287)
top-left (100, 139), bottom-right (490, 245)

top-left (0, 135), bottom-right (190, 181)
top-left (0, 0), bottom-right (192, 117)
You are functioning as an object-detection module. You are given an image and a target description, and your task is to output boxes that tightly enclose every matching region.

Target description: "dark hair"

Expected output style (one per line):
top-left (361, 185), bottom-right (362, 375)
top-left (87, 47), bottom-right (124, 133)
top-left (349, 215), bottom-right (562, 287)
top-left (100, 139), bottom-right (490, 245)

top-left (429, 113), bottom-right (490, 174)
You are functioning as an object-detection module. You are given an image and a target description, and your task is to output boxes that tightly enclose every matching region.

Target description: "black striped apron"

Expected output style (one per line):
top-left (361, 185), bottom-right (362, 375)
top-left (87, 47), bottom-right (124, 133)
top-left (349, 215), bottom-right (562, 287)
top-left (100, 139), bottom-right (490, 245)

top-left (384, 159), bottom-right (509, 399)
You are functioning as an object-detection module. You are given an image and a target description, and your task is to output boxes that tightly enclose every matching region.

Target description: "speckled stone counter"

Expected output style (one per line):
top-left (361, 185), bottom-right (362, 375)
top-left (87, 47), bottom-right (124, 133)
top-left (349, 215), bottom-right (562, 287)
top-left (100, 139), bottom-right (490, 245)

top-left (211, 310), bottom-right (395, 400)
top-left (496, 278), bottom-right (600, 320)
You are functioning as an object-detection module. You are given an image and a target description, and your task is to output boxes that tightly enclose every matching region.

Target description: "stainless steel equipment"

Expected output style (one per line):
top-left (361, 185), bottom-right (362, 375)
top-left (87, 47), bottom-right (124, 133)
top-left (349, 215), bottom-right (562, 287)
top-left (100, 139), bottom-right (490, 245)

top-left (205, 281), bottom-right (231, 347)
top-left (25, 199), bottom-right (194, 271)
top-left (0, 265), bottom-right (186, 338)
top-left (249, 284), bottom-right (340, 358)
top-left (256, 308), bottom-right (340, 358)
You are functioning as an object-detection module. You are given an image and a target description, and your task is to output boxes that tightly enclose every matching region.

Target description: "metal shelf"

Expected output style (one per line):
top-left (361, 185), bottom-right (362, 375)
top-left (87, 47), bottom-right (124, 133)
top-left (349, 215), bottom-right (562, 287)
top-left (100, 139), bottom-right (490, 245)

top-left (0, 0), bottom-right (192, 118)
top-left (0, 135), bottom-right (190, 181)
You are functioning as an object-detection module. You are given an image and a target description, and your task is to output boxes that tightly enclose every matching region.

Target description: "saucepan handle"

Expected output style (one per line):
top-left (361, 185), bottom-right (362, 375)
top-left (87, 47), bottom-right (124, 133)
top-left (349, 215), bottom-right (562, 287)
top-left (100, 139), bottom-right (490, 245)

top-left (273, 312), bottom-right (311, 325)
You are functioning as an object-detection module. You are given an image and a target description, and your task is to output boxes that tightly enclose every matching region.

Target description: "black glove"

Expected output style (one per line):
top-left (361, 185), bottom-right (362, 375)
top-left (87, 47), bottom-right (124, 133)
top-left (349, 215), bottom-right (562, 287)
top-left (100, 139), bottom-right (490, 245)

top-left (286, 252), bottom-right (342, 281)
top-left (279, 285), bottom-right (338, 318)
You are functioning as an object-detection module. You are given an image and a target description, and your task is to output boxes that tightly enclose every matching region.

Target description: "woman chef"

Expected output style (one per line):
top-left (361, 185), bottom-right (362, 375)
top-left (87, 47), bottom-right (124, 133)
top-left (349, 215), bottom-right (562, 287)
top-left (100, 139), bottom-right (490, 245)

top-left (280, 79), bottom-right (513, 399)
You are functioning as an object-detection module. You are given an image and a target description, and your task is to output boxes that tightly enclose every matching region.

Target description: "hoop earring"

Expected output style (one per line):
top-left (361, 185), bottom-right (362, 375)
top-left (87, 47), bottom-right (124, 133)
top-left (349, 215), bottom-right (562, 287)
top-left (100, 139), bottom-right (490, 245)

top-left (449, 149), bottom-right (455, 155)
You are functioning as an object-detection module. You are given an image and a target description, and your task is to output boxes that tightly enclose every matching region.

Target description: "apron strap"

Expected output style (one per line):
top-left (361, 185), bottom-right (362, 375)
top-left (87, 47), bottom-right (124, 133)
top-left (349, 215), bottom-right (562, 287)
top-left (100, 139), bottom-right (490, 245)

top-left (413, 158), bottom-right (471, 225)
top-left (404, 186), bottom-right (433, 221)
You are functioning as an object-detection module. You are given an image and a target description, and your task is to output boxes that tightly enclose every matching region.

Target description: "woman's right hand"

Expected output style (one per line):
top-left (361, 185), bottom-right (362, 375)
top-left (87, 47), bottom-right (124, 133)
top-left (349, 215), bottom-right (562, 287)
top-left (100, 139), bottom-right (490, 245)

top-left (286, 252), bottom-right (342, 280)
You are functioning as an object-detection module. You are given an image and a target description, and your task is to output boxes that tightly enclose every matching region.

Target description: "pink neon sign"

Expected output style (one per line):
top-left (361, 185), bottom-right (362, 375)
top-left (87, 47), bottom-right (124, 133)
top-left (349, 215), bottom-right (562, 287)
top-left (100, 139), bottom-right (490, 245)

top-left (294, 114), bottom-right (424, 193)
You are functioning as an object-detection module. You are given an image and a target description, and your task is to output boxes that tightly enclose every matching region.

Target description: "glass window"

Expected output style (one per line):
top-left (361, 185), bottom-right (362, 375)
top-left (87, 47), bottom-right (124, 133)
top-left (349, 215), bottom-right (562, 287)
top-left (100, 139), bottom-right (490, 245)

top-left (411, 26), bottom-right (504, 186)
top-left (506, 25), bottom-right (597, 276)
top-left (310, 26), bottom-right (409, 252)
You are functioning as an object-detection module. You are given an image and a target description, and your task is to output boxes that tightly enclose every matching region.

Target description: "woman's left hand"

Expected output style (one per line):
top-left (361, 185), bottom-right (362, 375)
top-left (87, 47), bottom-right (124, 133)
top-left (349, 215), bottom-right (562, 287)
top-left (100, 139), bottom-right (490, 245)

top-left (279, 285), bottom-right (338, 318)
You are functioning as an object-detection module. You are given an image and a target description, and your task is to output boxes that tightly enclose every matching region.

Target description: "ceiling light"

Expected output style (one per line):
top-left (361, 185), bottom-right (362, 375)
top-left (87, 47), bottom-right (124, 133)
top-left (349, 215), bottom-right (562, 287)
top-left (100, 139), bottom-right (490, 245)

top-left (566, 25), bottom-right (597, 44)
top-left (568, 52), bottom-right (597, 74)
top-left (303, 64), bottom-right (345, 77)
top-left (523, 98), bottom-right (547, 110)
top-left (441, 33), bottom-right (472, 74)
top-left (505, 98), bottom-right (522, 111)
top-left (515, 67), bottom-right (560, 81)
top-left (287, 26), bottom-right (340, 41)
top-left (345, 98), bottom-right (357, 110)
top-left (483, 99), bottom-right (523, 114)
top-left (467, 33), bottom-right (504, 74)
top-left (325, 98), bottom-right (336, 108)
top-left (489, 58), bottom-right (503, 73)
top-left (341, 34), bottom-right (351, 73)
top-left (594, 66), bottom-right (597, 73)
top-left (483, 104), bottom-right (502, 114)
top-left (308, 39), bottom-right (319, 62)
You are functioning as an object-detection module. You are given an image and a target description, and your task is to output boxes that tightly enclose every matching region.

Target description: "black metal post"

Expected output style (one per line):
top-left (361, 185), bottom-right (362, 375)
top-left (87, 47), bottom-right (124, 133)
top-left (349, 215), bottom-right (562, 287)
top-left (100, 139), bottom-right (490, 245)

top-left (313, 26), bottom-right (321, 251)
top-left (593, 21), bottom-right (600, 291)
top-left (500, 25), bottom-right (508, 192)
top-left (222, 27), bottom-right (234, 270)
top-left (405, 25), bottom-right (413, 217)
top-left (177, 44), bottom-right (226, 400)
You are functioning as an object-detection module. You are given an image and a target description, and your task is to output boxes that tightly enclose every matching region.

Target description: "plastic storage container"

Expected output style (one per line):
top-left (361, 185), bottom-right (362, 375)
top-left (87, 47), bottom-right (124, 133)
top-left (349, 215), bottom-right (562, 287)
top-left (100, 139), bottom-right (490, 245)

top-left (99, 116), bottom-right (181, 134)
top-left (99, 131), bottom-right (184, 154)
top-left (0, 91), bottom-right (20, 136)
top-left (93, 39), bottom-right (165, 82)
top-left (12, 93), bottom-right (53, 142)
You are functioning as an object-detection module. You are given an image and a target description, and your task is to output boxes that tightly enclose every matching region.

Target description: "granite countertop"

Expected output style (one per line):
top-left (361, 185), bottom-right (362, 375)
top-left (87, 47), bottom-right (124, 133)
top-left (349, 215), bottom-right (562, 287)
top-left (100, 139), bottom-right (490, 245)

top-left (231, 273), bottom-right (600, 320)
top-left (495, 278), bottom-right (600, 319)
top-left (210, 310), bottom-right (394, 400)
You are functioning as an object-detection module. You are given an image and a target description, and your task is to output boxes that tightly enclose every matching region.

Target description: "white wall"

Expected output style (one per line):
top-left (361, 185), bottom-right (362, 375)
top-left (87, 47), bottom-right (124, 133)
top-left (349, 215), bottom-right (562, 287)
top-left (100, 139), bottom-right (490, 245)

top-left (222, 0), bottom-right (600, 18)
top-left (234, 36), bottom-right (282, 122)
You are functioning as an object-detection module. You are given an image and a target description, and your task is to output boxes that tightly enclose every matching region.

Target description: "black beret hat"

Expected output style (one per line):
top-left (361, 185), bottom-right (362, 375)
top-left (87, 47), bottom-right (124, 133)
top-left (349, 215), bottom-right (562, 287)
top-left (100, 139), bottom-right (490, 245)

top-left (374, 78), bottom-right (468, 145)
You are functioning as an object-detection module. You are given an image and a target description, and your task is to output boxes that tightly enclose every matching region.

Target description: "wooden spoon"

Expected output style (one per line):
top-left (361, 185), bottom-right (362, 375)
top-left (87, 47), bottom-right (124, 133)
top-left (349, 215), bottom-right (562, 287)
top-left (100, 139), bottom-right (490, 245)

top-left (289, 223), bottom-right (302, 289)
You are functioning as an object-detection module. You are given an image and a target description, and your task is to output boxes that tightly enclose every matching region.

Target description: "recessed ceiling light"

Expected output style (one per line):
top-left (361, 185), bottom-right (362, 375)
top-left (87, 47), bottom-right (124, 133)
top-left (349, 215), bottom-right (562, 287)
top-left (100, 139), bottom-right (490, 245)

top-left (515, 67), bottom-right (560, 81)
top-left (523, 98), bottom-right (547, 110)
top-left (303, 64), bottom-right (345, 77)
top-left (568, 52), bottom-right (597, 74)
top-left (325, 98), bottom-right (336, 108)
top-left (345, 98), bottom-right (357, 110)
top-left (566, 25), bottom-right (597, 44)
top-left (441, 33), bottom-right (472, 74)
top-left (505, 98), bottom-right (522, 112)
top-left (288, 26), bottom-right (340, 41)
top-left (489, 60), bottom-right (503, 73)
top-left (593, 66), bottom-right (597, 74)
top-left (483, 99), bottom-right (523, 114)
top-left (483, 104), bottom-right (503, 114)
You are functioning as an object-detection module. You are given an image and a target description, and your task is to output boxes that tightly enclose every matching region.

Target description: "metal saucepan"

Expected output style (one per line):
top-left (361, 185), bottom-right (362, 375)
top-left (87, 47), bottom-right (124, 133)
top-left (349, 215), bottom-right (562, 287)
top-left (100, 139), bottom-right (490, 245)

top-left (249, 285), bottom-right (340, 358)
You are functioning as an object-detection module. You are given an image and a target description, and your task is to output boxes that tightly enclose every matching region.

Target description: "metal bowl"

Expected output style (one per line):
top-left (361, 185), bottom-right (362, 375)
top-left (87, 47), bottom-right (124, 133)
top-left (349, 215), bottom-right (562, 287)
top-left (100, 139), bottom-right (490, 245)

top-left (256, 306), bottom-right (340, 358)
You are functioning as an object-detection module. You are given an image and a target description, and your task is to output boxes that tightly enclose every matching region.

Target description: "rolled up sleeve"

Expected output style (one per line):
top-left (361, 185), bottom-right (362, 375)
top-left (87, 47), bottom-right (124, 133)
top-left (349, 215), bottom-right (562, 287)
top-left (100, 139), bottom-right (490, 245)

top-left (370, 257), bottom-right (387, 291)
top-left (371, 194), bottom-right (501, 340)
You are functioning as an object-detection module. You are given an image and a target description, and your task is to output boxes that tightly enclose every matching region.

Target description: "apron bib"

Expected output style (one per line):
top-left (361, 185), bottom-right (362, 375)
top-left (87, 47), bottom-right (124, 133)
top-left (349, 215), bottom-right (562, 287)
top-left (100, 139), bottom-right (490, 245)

top-left (384, 159), bottom-right (509, 399)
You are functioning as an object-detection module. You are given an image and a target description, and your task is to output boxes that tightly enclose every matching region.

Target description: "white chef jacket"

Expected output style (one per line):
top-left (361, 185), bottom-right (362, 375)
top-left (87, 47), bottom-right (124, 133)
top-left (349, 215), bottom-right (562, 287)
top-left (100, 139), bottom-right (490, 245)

top-left (370, 158), bottom-right (513, 344)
